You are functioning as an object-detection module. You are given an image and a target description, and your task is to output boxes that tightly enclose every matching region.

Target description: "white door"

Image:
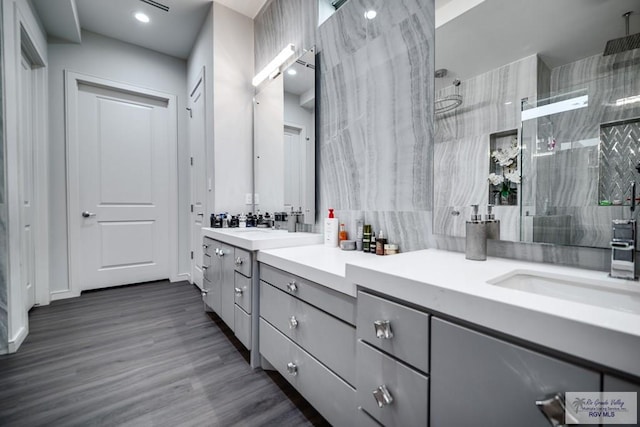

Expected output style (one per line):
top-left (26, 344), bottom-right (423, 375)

top-left (189, 76), bottom-right (206, 289)
top-left (75, 83), bottom-right (171, 290)
top-left (284, 124), bottom-right (304, 209)
top-left (19, 53), bottom-right (36, 310)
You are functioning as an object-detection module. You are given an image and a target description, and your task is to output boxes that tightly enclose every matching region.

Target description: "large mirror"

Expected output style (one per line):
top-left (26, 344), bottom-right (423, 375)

top-left (254, 49), bottom-right (316, 224)
top-left (433, 0), bottom-right (640, 249)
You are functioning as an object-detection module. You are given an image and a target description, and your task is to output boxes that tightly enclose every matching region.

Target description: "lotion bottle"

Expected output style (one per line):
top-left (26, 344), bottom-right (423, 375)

top-left (324, 208), bottom-right (339, 247)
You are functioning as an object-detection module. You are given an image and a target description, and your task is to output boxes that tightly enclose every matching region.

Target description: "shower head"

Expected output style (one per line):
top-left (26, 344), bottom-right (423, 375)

top-left (604, 12), bottom-right (640, 56)
top-left (435, 77), bottom-right (463, 114)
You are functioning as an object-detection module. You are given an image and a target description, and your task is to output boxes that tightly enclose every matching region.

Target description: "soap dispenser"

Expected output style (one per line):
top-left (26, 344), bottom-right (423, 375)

top-left (485, 204), bottom-right (500, 240)
top-left (466, 204), bottom-right (487, 261)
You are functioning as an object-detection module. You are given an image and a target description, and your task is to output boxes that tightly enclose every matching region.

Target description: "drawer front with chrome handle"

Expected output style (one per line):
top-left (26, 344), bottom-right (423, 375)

top-left (357, 291), bottom-right (430, 373)
top-left (234, 248), bottom-right (251, 276)
top-left (260, 281), bottom-right (356, 386)
top-left (234, 272), bottom-right (251, 313)
top-left (234, 287), bottom-right (243, 296)
top-left (356, 341), bottom-right (429, 427)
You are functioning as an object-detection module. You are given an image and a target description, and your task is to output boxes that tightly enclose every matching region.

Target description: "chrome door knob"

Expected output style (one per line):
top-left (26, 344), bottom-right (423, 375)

top-left (374, 320), bottom-right (394, 339)
top-left (235, 257), bottom-right (244, 265)
top-left (286, 281), bottom-right (298, 292)
top-left (289, 316), bottom-right (298, 329)
top-left (201, 289), bottom-right (209, 298)
top-left (202, 265), bottom-right (208, 270)
top-left (81, 211), bottom-right (96, 218)
top-left (234, 287), bottom-right (243, 296)
top-left (286, 362), bottom-right (298, 376)
top-left (203, 243), bottom-right (209, 249)
top-left (372, 385), bottom-right (394, 408)
top-left (215, 248), bottom-right (220, 256)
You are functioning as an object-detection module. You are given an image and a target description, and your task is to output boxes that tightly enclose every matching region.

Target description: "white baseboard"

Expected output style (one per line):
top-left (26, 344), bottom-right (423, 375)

top-left (50, 290), bottom-right (81, 302)
top-left (172, 273), bottom-right (190, 283)
top-left (8, 326), bottom-right (28, 353)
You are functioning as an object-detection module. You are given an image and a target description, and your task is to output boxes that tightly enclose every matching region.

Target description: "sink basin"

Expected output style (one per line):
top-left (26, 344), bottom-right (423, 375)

top-left (487, 270), bottom-right (640, 314)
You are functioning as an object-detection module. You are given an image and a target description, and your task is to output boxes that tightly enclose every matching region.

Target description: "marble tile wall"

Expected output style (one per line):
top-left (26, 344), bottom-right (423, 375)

top-left (0, 1), bottom-right (8, 354)
top-left (254, 0), bottom-right (628, 271)
top-left (255, 0), bottom-right (435, 252)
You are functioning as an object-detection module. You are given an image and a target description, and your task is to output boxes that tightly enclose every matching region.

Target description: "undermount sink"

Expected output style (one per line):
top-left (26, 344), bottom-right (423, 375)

top-left (487, 270), bottom-right (640, 315)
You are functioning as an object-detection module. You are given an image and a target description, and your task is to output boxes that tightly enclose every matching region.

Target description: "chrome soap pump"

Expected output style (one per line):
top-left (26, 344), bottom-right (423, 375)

top-left (466, 204), bottom-right (487, 261)
top-left (485, 204), bottom-right (500, 240)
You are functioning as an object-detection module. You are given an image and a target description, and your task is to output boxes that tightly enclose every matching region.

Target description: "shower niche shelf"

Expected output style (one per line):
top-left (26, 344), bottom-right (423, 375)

top-left (489, 129), bottom-right (519, 206)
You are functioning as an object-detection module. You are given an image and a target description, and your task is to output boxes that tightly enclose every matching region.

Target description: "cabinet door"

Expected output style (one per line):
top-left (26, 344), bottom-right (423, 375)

top-left (218, 242), bottom-right (235, 329)
top-left (431, 318), bottom-right (600, 427)
top-left (603, 376), bottom-right (640, 427)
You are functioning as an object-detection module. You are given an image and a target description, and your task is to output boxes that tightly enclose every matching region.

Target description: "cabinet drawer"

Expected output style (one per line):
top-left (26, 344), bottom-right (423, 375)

top-left (234, 272), bottom-right (251, 313)
top-left (357, 291), bottom-right (430, 373)
top-left (260, 264), bottom-right (356, 325)
top-left (431, 318), bottom-right (600, 427)
top-left (203, 253), bottom-right (213, 282)
top-left (234, 305), bottom-right (251, 350)
top-left (259, 319), bottom-right (356, 427)
top-left (261, 281), bottom-right (356, 386)
top-left (203, 277), bottom-right (220, 314)
top-left (234, 247), bottom-right (252, 277)
top-left (356, 341), bottom-right (429, 427)
top-left (203, 237), bottom-right (216, 257)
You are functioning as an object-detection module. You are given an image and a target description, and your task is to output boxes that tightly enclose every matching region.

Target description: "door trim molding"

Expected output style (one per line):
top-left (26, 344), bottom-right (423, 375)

top-left (189, 67), bottom-right (205, 287)
top-left (64, 71), bottom-right (180, 294)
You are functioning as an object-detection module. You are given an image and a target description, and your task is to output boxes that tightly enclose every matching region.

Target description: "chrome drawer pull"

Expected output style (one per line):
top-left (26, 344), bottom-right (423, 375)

top-left (215, 248), bottom-right (220, 256)
top-left (286, 281), bottom-right (298, 293)
top-left (235, 256), bottom-right (244, 265)
top-left (203, 243), bottom-right (209, 249)
top-left (201, 289), bottom-right (209, 298)
top-left (289, 316), bottom-right (298, 329)
top-left (202, 265), bottom-right (208, 270)
top-left (286, 362), bottom-right (298, 376)
top-left (234, 287), bottom-right (243, 296)
top-left (218, 249), bottom-right (225, 257)
top-left (536, 393), bottom-right (577, 426)
top-left (374, 320), bottom-right (394, 339)
top-left (372, 385), bottom-right (394, 408)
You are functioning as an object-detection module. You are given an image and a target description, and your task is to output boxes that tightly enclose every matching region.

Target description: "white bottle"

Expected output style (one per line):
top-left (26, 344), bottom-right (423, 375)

top-left (324, 208), bottom-right (339, 247)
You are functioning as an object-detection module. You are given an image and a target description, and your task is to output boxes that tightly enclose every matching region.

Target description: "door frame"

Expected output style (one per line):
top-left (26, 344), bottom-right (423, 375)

top-left (189, 67), bottom-right (206, 288)
top-left (64, 71), bottom-right (179, 297)
top-left (4, 3), bottom-right (49, 352)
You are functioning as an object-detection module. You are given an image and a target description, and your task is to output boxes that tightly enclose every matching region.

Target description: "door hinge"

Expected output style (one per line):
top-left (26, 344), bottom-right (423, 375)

top-left (190, 157), bottom-right (194, 166)
top-left (191, 251), bottom-right (194, 260)
top-left (191, 204), bottom-right (194, 213)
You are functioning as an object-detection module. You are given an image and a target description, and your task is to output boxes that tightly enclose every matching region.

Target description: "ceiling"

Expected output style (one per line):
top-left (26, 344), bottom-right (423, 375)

top-left (435, 0), bottom-right (640, 90)
top-left (32, 0), bottom-right (269, 59)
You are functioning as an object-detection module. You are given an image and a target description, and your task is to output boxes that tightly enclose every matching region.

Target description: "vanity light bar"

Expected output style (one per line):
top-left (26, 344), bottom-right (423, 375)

top-left (616, 95), bottom-right (640, 107)
top-left (252, 44), bottom-right (296, 87)
top-left (521, 94), bottom-right (588, 121)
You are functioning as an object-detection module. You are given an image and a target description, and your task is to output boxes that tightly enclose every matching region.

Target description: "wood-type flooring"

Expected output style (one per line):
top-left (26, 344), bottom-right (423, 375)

top-left (0, 280), bottom-right (329, 427)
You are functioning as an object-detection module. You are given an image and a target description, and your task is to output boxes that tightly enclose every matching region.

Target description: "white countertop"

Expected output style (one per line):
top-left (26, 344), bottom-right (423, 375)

top-left (252, 245), bottom-right (640, 377)
top-left (347, 249), bottom-right (640, 377)
top-left (202, 227), bottom-right (322, 251)
top-left (258, 245), bottom-right (374, 297)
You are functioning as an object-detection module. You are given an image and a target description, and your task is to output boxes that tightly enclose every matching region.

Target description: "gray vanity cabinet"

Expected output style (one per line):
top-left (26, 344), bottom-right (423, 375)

top-left (259, 263), bottom-right (357, 427)
top-left (430, 318), bottom-right (601, 427)
top-left (202, 238), bottom-right (254, 352)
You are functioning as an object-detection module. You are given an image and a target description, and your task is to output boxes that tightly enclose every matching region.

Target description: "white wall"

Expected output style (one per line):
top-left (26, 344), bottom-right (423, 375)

top-left (212, 3), bottom-right (254, 214)
top-left (47, 30), bottom-right (189, 295)
top-left (2, 0), bottom-right (48, 351)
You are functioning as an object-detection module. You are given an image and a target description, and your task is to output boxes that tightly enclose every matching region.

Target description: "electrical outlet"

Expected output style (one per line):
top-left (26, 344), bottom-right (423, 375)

top-left (245, 193), bottom-right (253, 204)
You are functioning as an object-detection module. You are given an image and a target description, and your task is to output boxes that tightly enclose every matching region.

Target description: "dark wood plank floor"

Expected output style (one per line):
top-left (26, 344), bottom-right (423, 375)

top-left (0, 280), bottom-right (330, 427)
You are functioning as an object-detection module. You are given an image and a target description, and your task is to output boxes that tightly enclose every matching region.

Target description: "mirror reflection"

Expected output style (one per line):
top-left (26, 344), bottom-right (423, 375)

top-left (433, 0), bottom-right (640, 249)
top-left (254, 49), bottom-right (316, 225)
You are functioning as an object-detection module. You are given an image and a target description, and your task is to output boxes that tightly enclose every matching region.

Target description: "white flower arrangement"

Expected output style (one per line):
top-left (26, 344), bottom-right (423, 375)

top-left (488, 138), bottom-right (520, 202)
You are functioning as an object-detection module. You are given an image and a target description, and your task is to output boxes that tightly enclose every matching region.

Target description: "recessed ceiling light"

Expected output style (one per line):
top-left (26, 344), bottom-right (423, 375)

top-left (504, 101), bottom-right (513, 105)
top-left (134, 12), bottom-right (150, 23)
top-left (287, 69), bottom-right (297, 75)
top-left (364, 10), bottom-right (377, 20)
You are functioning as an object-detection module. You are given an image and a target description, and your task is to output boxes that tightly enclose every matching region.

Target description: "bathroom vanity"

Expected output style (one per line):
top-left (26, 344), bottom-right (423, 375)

top-left (201, 228), bottom-right (321, 367)
top-left (256, 246), bottom-right (640, 427)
